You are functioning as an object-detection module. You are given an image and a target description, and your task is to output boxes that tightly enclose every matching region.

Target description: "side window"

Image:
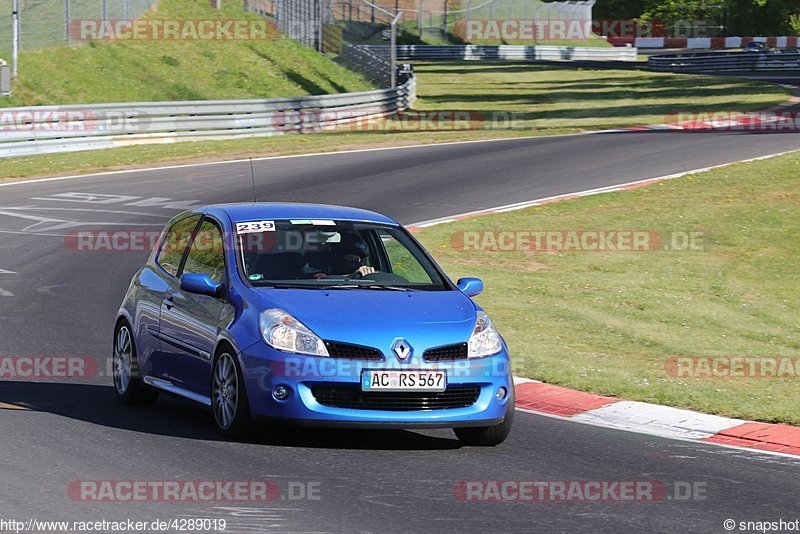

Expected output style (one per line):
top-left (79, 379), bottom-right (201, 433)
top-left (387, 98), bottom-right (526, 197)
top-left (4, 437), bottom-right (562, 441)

top-left (379, 231), bottom-right (435, 284)
top-left (157, 215), bottom-right (201, 277)
top-left (181, 220), bottom-right (226, 284)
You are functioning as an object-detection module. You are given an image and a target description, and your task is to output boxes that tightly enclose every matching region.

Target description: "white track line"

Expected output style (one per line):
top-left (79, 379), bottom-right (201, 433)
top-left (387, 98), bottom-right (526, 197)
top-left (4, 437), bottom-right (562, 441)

top-left (409, 147), bottom-right (800, 228)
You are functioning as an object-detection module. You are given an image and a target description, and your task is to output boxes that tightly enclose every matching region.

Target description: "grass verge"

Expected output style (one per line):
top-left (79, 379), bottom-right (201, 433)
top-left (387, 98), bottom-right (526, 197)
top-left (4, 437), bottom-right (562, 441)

top-left (0, 62), bottom-right (790, 181)
top-left (414, 151), bottom-right (800, 425)
top-left (0, 0), bottom-right (371, 107)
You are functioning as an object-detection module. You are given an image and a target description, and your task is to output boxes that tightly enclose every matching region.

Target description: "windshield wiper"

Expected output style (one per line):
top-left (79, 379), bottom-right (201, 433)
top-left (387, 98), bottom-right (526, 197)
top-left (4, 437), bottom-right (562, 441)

top-left (323, 284), bottom-right (411, 291)
top-left (264, 283), bottom-right (411, 291)
top-left (267, 283), bottom-right (320, 290)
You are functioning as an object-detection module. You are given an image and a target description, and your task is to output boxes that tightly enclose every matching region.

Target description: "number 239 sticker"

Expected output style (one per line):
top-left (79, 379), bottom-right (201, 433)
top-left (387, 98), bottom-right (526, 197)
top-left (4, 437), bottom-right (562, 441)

top-left (236, 221), bottom-right (276, 234)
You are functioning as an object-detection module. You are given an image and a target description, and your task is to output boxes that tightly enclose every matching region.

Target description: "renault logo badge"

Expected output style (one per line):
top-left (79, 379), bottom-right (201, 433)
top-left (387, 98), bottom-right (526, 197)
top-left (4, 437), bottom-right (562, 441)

top-left (392, 338), bottom-right (412, 361)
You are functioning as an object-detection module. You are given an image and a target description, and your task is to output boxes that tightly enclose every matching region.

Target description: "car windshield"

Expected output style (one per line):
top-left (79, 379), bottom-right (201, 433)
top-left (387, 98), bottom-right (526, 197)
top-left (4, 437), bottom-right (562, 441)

top-left (235, 219), bottom-right (449, 291)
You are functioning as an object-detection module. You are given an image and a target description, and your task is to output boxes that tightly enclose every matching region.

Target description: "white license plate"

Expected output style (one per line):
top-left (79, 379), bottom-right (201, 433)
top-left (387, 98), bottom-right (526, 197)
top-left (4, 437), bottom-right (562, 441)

top-left (361, 370), bottom-right (447, 392)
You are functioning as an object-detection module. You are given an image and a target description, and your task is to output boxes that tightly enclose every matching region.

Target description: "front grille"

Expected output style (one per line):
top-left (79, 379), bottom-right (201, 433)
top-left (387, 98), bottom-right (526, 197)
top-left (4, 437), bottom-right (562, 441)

top-left (324, 341), bottom-right (383, 361)
top-left (310, 384), bottom-right (481, 411)
top-left (424, 343), bottom-right (468, 362)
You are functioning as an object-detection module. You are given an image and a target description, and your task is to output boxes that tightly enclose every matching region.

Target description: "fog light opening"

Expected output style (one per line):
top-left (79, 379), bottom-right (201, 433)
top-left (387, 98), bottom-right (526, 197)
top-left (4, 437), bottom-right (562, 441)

top-left (496, 387), bottom-right (507, 400)
top-left (273, 385), bottom-right (290, 400)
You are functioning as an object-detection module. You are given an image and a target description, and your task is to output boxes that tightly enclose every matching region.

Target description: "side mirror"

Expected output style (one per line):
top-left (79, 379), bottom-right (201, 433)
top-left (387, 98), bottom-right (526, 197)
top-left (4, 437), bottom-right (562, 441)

top-left (457, 277), bottom-right (483, 297)
top-left (181, 273), bottom-right (222, 298)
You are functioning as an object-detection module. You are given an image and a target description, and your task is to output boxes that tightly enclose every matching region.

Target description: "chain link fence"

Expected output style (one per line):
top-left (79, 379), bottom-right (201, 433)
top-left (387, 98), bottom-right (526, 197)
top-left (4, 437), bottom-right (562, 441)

top-left (1, 0), bottom-right (596, 58)
top-left (244, 0), bottom-right (404, 85)
top-left (0, 0), bottom-right (157, 58)
top-left (0, 0), bottom-right (596, 90)
top-left (245, 0), bottom-right (403, 50)
top-left (246, 0), bottom-right (323, 49)
top-left (316, 0), bottom-right (595, 45)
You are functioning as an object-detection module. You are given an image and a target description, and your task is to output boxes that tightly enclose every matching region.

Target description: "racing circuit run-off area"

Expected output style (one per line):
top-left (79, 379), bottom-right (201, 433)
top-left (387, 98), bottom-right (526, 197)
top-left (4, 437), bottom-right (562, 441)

top-left (1, 0), bottom-right (800, 533)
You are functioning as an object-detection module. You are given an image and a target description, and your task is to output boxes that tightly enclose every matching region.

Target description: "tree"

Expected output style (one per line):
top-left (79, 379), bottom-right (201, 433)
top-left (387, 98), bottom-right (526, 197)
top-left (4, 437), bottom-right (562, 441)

top-left (591, 0), bottom-right (800, 36)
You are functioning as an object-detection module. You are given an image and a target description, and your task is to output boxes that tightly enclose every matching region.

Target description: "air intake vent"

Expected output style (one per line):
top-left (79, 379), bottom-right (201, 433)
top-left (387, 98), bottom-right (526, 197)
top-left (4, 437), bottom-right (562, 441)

top-left (311, 384), bottom-right (481, 411)
top-left (423, 343), bottom-right (469, 362)
top-left (324, 341), bottom-right (383, 361)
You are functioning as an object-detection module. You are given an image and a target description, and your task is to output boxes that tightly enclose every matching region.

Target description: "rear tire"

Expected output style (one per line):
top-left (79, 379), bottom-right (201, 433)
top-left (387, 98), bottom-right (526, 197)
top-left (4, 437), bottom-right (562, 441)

top-left (113, 321), bottom-right (159, 406)
top-left (211, 349), bottom-right (252, 437)
top-left (454, 386), bottom-right (514, 446)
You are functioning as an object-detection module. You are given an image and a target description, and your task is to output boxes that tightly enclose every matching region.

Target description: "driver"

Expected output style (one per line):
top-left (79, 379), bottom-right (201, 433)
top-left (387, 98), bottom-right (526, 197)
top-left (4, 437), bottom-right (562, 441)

top-left (306, 232), bottom-right (375, 279)
top-left (330, 233), bottom-right (374, 277)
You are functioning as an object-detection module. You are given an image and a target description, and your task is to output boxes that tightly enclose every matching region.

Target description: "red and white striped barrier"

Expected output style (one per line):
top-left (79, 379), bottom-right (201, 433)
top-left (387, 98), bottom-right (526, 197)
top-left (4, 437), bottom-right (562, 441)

top-left (610, 36), bottom-right (799, 49)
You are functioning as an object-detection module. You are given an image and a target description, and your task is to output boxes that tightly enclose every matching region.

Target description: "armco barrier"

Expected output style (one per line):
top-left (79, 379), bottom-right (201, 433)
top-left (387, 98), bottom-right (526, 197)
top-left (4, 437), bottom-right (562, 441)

top-left (0, 76), bottom-right (416, 159)
top-left (360, 45), bottom-right (638, 62)
top-left (648, 51), bottom-right (800, 72)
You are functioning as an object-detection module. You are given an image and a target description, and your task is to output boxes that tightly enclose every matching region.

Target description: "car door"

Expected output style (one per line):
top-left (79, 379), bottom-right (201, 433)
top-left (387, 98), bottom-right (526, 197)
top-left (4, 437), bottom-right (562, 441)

top-left (148, 213), bottom-right (202, 379)
top-left (159, 217), bottom-right (229, 395)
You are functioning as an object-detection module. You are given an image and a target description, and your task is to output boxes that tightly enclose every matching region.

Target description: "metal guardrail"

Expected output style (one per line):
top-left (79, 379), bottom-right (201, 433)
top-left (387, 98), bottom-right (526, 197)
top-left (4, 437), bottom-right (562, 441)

top-left (360, 44), bottom-right (638, 62)
top-left (648, 51), bottom-right (800, 72)
top-left (0, 76), bottom-right (416, 159)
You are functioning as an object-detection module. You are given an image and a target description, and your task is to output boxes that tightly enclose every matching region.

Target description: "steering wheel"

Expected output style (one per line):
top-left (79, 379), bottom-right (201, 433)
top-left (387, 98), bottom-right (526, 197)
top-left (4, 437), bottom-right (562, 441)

top-left (347, 269), bottom-right (379, 279)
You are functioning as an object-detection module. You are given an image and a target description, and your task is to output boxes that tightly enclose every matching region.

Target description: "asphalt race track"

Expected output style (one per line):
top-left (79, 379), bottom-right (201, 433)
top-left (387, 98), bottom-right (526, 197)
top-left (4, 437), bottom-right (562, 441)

top-left (1, 130), bottom-right (800, 533)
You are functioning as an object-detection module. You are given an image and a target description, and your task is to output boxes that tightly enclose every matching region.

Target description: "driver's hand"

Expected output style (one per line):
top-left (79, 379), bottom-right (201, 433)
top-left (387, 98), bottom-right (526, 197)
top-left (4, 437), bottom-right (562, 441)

top-left (354, 266), bottom-right (375, 277)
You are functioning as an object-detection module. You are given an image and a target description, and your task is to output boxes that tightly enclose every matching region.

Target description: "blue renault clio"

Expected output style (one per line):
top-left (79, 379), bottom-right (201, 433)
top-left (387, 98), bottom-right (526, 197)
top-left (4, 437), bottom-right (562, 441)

top-left (114, 203), bottom-right (514, 446)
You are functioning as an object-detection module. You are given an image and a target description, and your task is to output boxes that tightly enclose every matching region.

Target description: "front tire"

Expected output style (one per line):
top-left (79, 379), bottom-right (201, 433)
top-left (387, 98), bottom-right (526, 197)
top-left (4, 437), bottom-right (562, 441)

top-left (113, 321), bottom-right (159, 406)
top-left (212, 350), bottom-right (251, 437)
top-left (454, 386), bottom-right (514, 446)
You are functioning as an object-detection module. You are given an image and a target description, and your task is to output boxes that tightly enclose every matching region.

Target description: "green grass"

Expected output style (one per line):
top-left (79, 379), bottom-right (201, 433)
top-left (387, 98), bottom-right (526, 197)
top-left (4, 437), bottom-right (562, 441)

top-left (1, 0), bottom-right (372, 107)
top-left (0, 62), bottom-right (790, 181)
top-left (412, 62), bottom-right (788, 131)
top-left (400, 16), bottom-right (614, 46)
top-left (413, 151), bottom-right (800, 425)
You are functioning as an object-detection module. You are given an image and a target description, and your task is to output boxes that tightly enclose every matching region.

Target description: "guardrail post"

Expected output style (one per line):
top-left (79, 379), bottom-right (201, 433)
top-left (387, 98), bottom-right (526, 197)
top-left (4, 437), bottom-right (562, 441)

top-left (442, 0), bottom-right (448, 37)
top-left (417, 0), bottom-right (423, 37)
top-left (390, 14), bottom-right (398, 88)
top-left (11, 0), bottom-right (19, 78)
top-left (64, 0), bottom-right (71, 45)
top-left (0, 60), bottom-right (11, 97)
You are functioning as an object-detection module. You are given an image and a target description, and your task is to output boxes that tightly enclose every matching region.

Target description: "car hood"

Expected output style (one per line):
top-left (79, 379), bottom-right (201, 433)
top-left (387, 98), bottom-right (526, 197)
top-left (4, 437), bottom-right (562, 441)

top-left (249, 288), bottom-right (478, 354)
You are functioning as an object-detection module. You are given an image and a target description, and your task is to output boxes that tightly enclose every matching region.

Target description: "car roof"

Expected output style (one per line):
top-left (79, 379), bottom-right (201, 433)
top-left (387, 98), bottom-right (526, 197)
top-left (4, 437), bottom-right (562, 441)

top-left (202, 203), bottom-right (399, 226)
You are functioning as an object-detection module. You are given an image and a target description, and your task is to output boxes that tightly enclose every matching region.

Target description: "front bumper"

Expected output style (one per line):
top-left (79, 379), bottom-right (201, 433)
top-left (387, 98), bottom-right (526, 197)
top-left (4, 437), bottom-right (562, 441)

top-left (238, 342), bottom-right (512, 429)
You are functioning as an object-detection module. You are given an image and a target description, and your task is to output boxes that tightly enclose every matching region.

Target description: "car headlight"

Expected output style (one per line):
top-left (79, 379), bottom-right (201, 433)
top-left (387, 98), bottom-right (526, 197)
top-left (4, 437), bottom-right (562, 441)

top-left (468, 311), bottom-right (503, 358)
top-left (260, 309), bottom-right (329, 357)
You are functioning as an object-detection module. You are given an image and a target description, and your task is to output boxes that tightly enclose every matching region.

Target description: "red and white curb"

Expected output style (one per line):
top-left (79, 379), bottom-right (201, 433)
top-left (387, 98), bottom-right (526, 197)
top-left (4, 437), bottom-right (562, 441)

top-left (611, 36), bottom-right (799, 49)
top-left (512, 378), bottom-right (800, 458)
top-left (408, 152), bottom-right (800, 459)
top-left (623, 119), bottom-right (793, 132)
top-left (621, 87), bottom-right (800, 133)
